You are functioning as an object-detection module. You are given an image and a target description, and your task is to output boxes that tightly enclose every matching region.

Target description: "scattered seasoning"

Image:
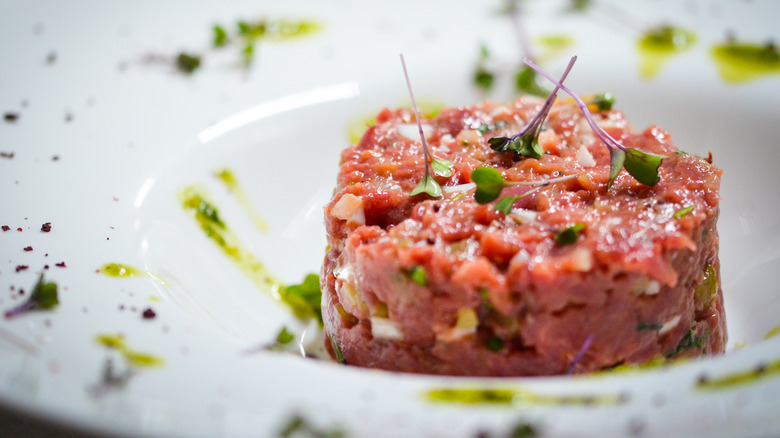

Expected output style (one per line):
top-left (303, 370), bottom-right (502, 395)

top-left (41, 222), bottom-right (52, 232)
top-left (46, 51), bottom-right (57, 65)
top-left (51, 155), bottom-right (60, 161)
top-left (15, 265), bottom-right (29, 272)
top-left (55, 262), bottom-right (66, 268)
top-left (0, 152), bottom-right (14, 159)
top-left (2, 225), bottom-right (10, 231)
top-left (409, 266), bottom-right (427, 287)
top-left (665, 329), bottom-right (708, 359)
top-left (141, 308), bottom-right (156, 319)
top-left (23, 246), bottom-right (33, 252)
top-left (4, 274), bottom-right (59, 318)
top-left (64, 111), bottom-right (74, 122)
top-left (3, 112), bottom-right (20, 123)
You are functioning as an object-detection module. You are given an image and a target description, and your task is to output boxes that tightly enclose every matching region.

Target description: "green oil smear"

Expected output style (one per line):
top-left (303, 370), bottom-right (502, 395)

top-left (711, 40), bottom-right (780, 84)
top-left (95, 334), bottom-right (164, 368)
top-left (534, 34), bottom-right (575, 61)
top-left (214, 167), bottom-right (269, 232)
top-left (346, 113), bottom-right (377, 145)
top-left (263, 19), bottom-right (322, 41)
top-left (696, 358), bottom-right (780, 391)
top-left (97, 263), bottom-right (168, 287)
top-left (178, 184), bottom-right (283, 299)
top-left (766, 324), bottom-right (780, 340)
top-left (424, 387), bottom-right (625, 407)
top-left (637, 25), bottom-right (697, 79)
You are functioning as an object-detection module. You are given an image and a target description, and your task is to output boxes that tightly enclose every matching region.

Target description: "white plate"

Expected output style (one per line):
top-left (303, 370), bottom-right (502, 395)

top-left (1, 1), bottom-right (779, 437)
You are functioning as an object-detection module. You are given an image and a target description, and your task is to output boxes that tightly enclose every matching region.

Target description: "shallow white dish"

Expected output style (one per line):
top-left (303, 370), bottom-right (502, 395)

top-left (1, 1), bottom-right (779, 437)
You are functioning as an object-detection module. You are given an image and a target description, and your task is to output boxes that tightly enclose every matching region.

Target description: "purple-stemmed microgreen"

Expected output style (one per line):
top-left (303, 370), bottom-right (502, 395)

top-left (566, 334), bottom-right (594, 375)
top-left (4, 274), bottom-right (59, 319)
top-left (524, 57), bottom-right (665, 189)
top-left (471, 166), bottom-right (577, 211)
top-left (401, 54), bottom-right (449, 198)
top-left (487, 56), bottom-right (577, 159)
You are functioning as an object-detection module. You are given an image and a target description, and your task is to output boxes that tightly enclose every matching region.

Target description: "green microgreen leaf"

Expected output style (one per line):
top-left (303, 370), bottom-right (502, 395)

top-left (515, 64), bottom-right (549, 97)
top-left (471, 167), bottom-right (507, 203)
top-left (488, 57), bottom-right (576, 160)
top-left (410, 266), bottom-right (427, 287)
top-left (4, 274), bottom-right (59, 318)
top-left (474, 66), bottom-right (495, 91)
top-left (175, 52), bottom-right (201, 74)
top-left (554, 223), bottom-right (585, 245)
top-left (279, 273), bottom-right (322, 325)
top-left (213, 25), bottom-right (228, 47)
top-left (494, 196), bottom-right (520, 214)
top-left (623, 148), bottom-right (665, 186)
top-left (241, 42), bottom-right (255, 66)
top-left (401, 54), bottom-right (443, 199)
top-left (524, 57), bottom-right (666, 189)
top-left (431, 158), bottom-right (454, 177)
top-left (410, 174), bottom-right (443, 198)
top-left (674, 205), bottom-right (695, 219)
top-left (607, 147), bottom-right (626, 190)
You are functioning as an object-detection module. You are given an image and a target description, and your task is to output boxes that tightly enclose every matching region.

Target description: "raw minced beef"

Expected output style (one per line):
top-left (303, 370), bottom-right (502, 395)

top-left (321, 95), bottom-right (725, 376)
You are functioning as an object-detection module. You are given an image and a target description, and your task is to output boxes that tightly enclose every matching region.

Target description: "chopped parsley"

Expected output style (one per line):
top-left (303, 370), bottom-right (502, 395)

top-left (175, 52), bottom-right (201, 74)
top-left (674, 205), bottom-right (694, 218)
top-left (486, 336), bottom-right (504, 352)
top-left (4, 274), bottom-right (59, 318)
top-left (554, 223), bottom-right (585, 245)
top-left (409, 265), bottom-right (427, 287)
top-left (665, 329), bottom-right (709, 359)
top-left (279, 273), bottom-right (323, 325)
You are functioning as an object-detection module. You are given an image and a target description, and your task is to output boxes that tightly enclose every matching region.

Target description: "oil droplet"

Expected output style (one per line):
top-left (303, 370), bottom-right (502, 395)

top-left (711, 40), bottom-right (780, 84)
top-left (637, 25), bottom-right (697, 80)
top-left (97, 263), bottom-right (168, 286)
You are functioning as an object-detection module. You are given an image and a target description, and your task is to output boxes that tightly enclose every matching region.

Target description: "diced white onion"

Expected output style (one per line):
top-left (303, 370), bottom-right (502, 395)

top-left (398, 123), bottom-right (432, 141)
top-left (370, 317), bottom-right (404, 340)
top-left (443, 182), bottom-right (476, 193)
top-left (659, 315), bottom-right (681, 335)
top-left (509, 208), bottom-right (537, 224)
top-left (576, 145), bottom-right (597, 167)
top-left (644, 280), bottom-right (661, 295)
top-left (331, 193), bottom-right (365, 225)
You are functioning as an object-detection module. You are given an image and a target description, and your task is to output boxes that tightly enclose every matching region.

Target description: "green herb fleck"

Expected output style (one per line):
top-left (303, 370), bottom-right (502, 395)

top-left (276, 327), bottom-right (294, 345)
top-left (213, 25), bottom-right (228, 47)
top-left (329, 333), bottom-right (345, 364)
top-left (279, 413), bottom-right (346, 438)
top-left (279, 273), bottom-right (322, 325)
top-left (4, 274), bottom-right (59, 318)
top-left (593, 92), bottom-right (615, 111)
top-left (95, 334), bottom-right (164, 368)
top-left (486, 337), bottom-right (504, 352)
top-left (666, 329), bottom-right (708, 359)
top-left (510, 423), bottom-right (539, 438)
top-left (409, 266), bottom-right (427, 287)
top-left (637, 322), bottom-right (662, 331)
top-left (175, 52), bottom-right (201, 74)
top-left (674, 205), bottom-right (695, 219)
top-left (554, 223), bottom-right (585, 245)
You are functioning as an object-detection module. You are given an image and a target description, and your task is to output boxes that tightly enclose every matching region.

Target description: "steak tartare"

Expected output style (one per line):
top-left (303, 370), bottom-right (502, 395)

top-left (321, 93), bottom-right (725, 376)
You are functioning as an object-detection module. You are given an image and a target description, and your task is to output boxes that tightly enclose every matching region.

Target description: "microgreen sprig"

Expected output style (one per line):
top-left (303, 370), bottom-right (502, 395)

top-left (4, 274), bottom-right (59, 319)
top-left (471, 166), bottom-right (577, 210)
top-left (488, 56), bottom-right (577, 159)
top-left (524, 57), bottom-right (665, 189)
top-left (401, 54), bottom-right (447, 198)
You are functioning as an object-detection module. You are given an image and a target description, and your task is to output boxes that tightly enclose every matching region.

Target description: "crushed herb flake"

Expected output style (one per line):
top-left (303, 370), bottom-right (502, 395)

top-left (554, 223), bottom-right (585, 245)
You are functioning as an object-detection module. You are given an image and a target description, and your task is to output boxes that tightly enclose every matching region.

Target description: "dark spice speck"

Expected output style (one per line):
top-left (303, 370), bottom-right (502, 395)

top-left (15, 265), bottom-right (29, 272)
top-left (4, 113), bottom-right (20, 123)
top-left (0, 152), bottom-right (14, 159)
top-left (55, 262), bottom-right (66, 268)
top-left (2, 225), bottom-right (9, 231)
top-left (41, 222), bottom-right (52, 232)
top-left (23, 246), bottom-right (32, 252)
top-left (142, 308), bottom-right (156, 319)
